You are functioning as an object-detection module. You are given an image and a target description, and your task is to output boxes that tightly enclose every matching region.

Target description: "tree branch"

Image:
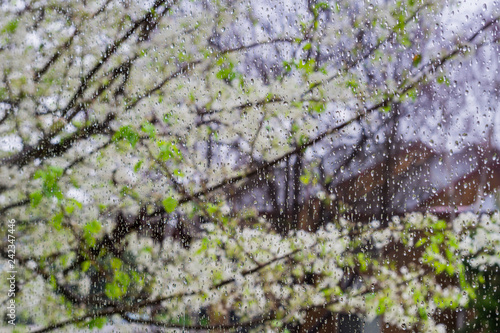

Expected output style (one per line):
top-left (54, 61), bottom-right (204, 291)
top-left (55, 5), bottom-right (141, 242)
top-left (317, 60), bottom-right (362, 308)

top-left (61, 0), bottom-right (178, 121)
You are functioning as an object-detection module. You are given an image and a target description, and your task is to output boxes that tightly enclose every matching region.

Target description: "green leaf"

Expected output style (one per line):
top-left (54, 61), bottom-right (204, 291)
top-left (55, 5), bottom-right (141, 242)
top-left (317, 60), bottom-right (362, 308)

top-left (299, 172), bottom-right (311, 185)
top-left (162, 197), bottom-right (178, 213)
top-left (346, 79), bottom-right (358, 89)
top-left (400, 34), bottom-right (412, 47)
top-left (105, 282), bottom-right (123, 299)
top-left (115, 271), bottom-right (130, 289)
top-left (0, 87), bottom-right (7, 100)
top-left (217, 67), bottom-right (236, 82)
top-left (297, 59), bottom-right (316, 74)
top-left (2, 19), bottom-right (18, 34)
top-left (433, 220), bottom-right (447, 230)
top-left (406, 88), bottom-right (417, 102)
top-left (376, 297), bottom-right (392, 315)
top-left (134, 160), bottom-right (143, 173)
top-left (298, 134), bottom-right (308, 146)
top-left (173, 168), bottom-right (184, 177)
top-left (158, 140), bottom-right (183, 161)
top-left (34, 166), bottom-right (64, 200)
top-left (196, 237), bottom-right (210, 255)
top-left (71, 198), bottom-right (83, 209)
top-left (83, 221), bottom-right (101, 247)
top-left (432, 232), bottom-right (445, 245)
top-left (65, 198), bottom-right (82, 214)
top-left (415, 237), bottom-right (427, 247)
top-left (206, 203), bottom-right (218, 215)
top-left (111, 258), bottom-right (122, 271)
top-left (412, 54), bottom-right (422, 67)
top-left (50, 212), bottom-right (64, 231)
top-left (112, 126), bottom-right (139, 148)
top-left (308, 100), bottom-right (326, 114)
top-left (86, 317), bottom-right (107, 330)
top-left (163, 112), bottom-right (172, 124)
top-left (120, 186), bottom-right (139, 200)
top-left (316, 2), bottom-right (329, 10)
top-left (430, 242), bottom-right (440, 254)
top-left (105, 270), bottom-right (130, 300)
top-left (30, 191), bottom-right (43, 207)
top-left (141, 122), bottom-right (156, 139)
top-left (212, 270), bottom-right (223, 284)
top-left (436, 76), bottom-right (450, 86)
top-left (82, 261), bottom-right (91, 272)
top-left (49, 275), bottom-right (57, 289)
top-left (283, 61), bottom-right (292, 73)
top-left (216, 56), bottom-right (237, 82)
top-left (445, 264), bottom-right (455, 276)
top-left (447, 234), bottom-right (459, 249)
top-left (357, 252), bottom-right (368, 272)
top-left (84, 220), bottom-right (102, 234)
top-left (418, 307), bottom-right (428, 319)
top-left (434, 261), bottom-right (446, 274)
top-left (395, 13), bottom-right (406, 32)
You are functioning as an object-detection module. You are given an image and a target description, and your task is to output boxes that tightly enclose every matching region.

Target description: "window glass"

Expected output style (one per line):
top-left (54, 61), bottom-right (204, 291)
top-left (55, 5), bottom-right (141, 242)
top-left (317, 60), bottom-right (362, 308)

top-left (0, 0), bottom-right (499, 332)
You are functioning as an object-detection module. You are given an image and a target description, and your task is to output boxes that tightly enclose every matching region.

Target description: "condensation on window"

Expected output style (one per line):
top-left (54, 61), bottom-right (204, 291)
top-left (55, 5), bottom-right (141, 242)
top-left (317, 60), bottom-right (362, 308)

top-left (0, 0), bottom-right (499, 332)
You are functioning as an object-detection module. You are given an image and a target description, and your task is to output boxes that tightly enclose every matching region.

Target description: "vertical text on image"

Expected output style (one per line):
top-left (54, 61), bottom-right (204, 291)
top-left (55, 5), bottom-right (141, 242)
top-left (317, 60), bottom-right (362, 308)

top-left (6, 219), bottom-right (16, 326)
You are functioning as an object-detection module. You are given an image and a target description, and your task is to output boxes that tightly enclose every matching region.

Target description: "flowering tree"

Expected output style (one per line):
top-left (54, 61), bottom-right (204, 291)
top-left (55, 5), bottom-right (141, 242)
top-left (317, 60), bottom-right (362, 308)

top-left (0, 0), bottom-right (499, 331)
